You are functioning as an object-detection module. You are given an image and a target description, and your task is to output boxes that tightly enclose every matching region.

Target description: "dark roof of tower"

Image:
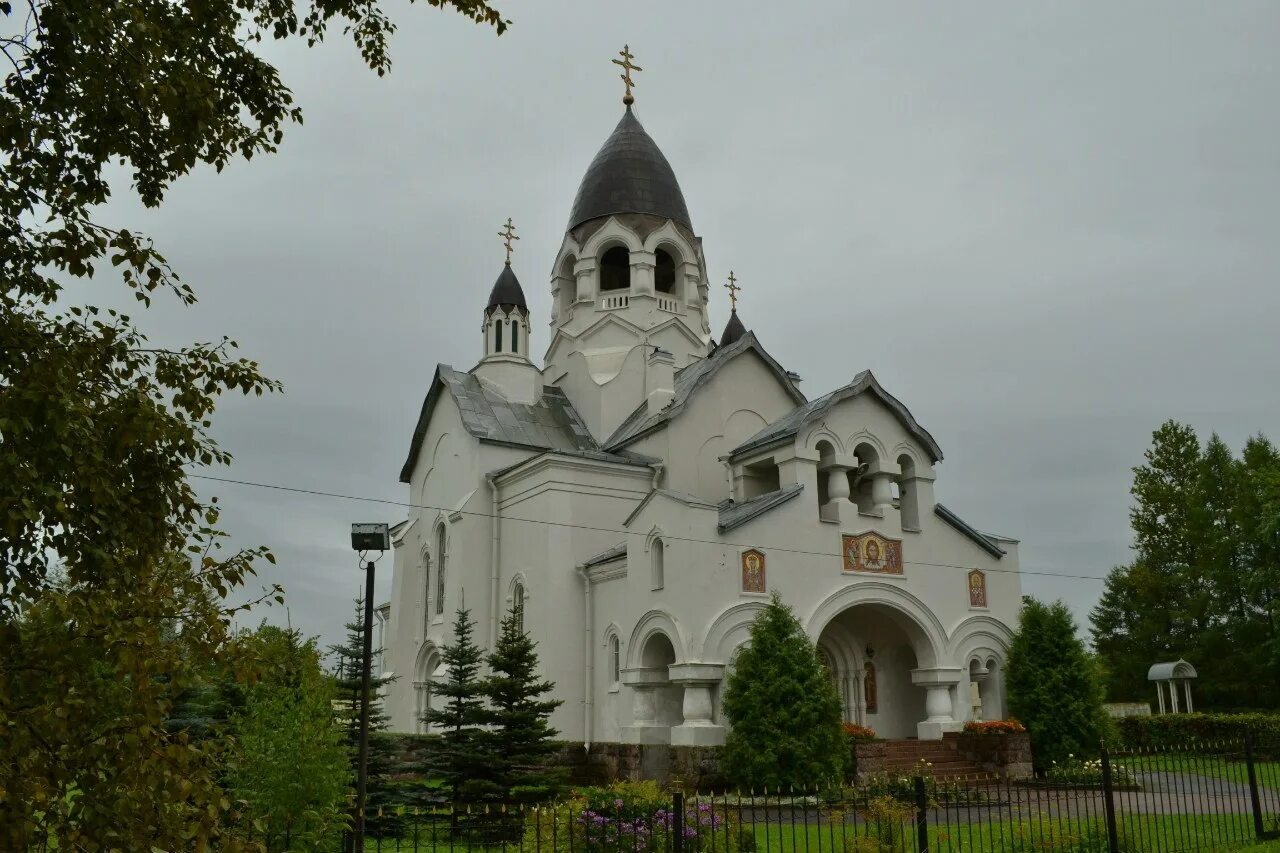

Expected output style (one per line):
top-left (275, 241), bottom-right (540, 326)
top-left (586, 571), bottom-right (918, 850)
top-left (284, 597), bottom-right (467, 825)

top-left (486, 264), bottom-right (528, 315)
top-left (719, 310), bottom-right (747, 346)
top-left (567, 107), bottom-right (693, 232)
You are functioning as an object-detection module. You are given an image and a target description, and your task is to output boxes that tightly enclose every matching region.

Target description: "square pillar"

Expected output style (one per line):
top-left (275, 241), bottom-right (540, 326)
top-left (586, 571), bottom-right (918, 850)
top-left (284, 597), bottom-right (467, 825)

top-left (620, 667), bottom-right (672, 744)
top-left (668, 663), bottom-right (726, 747)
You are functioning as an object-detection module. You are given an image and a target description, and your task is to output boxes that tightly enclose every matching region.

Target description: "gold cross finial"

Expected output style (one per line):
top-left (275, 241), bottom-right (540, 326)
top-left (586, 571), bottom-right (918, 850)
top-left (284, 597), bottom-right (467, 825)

top-left (612, 44), bottom-right (642, 106)
top-left (498, 217), bottom-right (519, 266)
top-left (724, 271), bottom-right (742, 312)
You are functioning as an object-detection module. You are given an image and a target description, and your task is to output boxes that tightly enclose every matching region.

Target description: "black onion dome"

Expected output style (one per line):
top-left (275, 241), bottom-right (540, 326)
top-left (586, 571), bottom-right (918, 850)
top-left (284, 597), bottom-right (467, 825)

top-left (567, 107), bottom-right (693, 232)
top-left (719, 310), bottom-right (747, 347)
top-left (486, 264), bottom-right (528, 315)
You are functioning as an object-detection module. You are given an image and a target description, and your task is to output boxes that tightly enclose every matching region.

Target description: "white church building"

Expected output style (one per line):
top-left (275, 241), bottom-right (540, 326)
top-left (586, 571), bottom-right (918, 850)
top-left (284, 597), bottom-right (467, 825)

top-left (382, 75), bottom-right (1021, 748)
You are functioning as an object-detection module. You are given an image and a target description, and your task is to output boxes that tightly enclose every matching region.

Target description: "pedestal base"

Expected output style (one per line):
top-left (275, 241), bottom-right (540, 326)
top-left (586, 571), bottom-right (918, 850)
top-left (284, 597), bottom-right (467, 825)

top-left (670, 724), bottom-right (726, 747)
top-left (916, 719), bottom-right (963, 741)
top-left (621, 725), bottom-right (670, 745)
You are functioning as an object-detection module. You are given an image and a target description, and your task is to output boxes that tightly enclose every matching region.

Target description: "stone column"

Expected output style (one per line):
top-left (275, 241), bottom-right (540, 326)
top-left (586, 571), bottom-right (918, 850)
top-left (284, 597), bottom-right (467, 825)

top-left (1183, 681), bottom-right (1193, 713)
top-left (668, 663), bottom-right (726, 747)
top-left (573, 257), bottom-right (597, 304)
top-left (912, 667), bottom-right (965, 740)
top-left (630, 250), bottom-right (656, 296)
top-left (870, 472), bottom-right (895, 516)
top-left (827, 466), bottom-right (852, 502)
top-left (620, 667), bottom-right (671, 745)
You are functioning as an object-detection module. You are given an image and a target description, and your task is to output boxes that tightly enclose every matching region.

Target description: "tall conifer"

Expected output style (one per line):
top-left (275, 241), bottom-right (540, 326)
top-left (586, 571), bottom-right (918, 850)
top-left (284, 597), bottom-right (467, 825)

top-left (425, 608), bottom-right (497, 802)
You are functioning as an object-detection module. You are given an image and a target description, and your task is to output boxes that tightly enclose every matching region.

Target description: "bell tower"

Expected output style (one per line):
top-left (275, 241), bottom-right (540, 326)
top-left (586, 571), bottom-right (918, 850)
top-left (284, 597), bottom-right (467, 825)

top-left (543, 49), bottom-right (713, 440)
top-left (474, 218), bottom-right (540, 404)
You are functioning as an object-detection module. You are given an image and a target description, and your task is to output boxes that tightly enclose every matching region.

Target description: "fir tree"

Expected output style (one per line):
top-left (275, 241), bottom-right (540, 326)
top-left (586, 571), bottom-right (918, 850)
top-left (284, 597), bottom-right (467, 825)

top-left (425, 608), bottom-right (498, 803)
top-left (329, 593), bottom-right (400, 834)
top-left (721, 593), bottom-right (848, 789)
top-left (483, 605), bottom-right (564, 804)
top-left (1008, 597), bottom-right (1107, 771)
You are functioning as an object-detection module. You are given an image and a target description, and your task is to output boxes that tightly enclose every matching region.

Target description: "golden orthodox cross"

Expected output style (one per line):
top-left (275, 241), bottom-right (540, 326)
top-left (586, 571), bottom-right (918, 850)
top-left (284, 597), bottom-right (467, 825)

top-left (724, 271), bottom-right (742, 311)
top-left (498, 217), bottom-right (519, 265)
top-left (612, 44), bottom-right (642, 105)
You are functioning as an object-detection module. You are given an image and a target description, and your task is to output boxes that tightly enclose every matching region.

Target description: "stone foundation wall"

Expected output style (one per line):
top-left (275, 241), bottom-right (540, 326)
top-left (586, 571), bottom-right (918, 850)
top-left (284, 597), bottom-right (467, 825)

top-left (553, 742), bottom-right (726, 790)
top-left (951, 732), bottom-right (1033, 779)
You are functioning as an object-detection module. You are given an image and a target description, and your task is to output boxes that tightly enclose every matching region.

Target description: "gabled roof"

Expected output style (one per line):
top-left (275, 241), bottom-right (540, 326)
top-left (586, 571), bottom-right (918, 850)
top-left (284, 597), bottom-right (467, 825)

top-left (604, 331), bottom-right (806, 450)
top-left (399, 365), bottom-right (600, 482)
top-left (717, 483), bottom-right (805, 533)
top-left (730, 371), bottom-right (944, 463)
top-left (934, 503), bottom-right (1005, 558)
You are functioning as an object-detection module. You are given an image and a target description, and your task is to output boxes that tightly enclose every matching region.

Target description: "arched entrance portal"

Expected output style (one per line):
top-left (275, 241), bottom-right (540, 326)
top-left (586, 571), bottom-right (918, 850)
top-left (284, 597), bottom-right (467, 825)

top-left (815, 599), bottom-right (963, 740)
top-left (620, 631), bottom-right (681, 744)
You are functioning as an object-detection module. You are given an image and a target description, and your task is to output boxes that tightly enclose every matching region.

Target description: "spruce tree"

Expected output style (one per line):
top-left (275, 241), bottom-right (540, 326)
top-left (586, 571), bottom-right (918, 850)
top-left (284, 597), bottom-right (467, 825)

top-left (483, 605), bottom-right (564, 804)
top-left (1007, 597), bottom-right (1107, 771)
top-left (425, 608), bottom-right (498, 803)
top-left (329, 594), bottom-right (400, 834)
top-left (721, 593), bottom-right (848, 789)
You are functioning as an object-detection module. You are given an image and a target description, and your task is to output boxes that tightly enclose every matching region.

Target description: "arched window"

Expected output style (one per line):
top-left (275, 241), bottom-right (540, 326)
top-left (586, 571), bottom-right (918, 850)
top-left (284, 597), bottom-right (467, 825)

top-left (654, 248), bottom-right (676, 294)
top-left (651, 538), bottom-right (665, 590)
top-left (599, 246), bottom-right (630, 291)
top-left (897, 453), bottom-right (921, 529)
top-left (435, 524), bottom-right (447, 615)
top-left (422, 553), bottom-right (432, 630)
top-left (608, 633), bottom-right (621, 685)
top-left (512, 581), bottom-right (525, 634)
top-left (510, 321), bottom-right (519, 353)
top-left (493, 321), bottom-right (503, 353)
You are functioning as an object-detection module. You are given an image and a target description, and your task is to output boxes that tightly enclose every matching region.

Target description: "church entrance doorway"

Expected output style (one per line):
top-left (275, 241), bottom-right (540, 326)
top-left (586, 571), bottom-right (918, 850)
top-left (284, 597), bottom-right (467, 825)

top-left (620, 631), bottom-right (683, 744)
top-left (816, 602), bottom-right (959, 740)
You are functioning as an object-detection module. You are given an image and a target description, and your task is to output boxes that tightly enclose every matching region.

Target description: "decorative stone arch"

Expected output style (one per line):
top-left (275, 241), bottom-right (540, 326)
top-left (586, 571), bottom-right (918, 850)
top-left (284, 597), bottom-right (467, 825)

top-left (806, 581), bottom-right (949, 669)
top-left (506, 571), bottom-right (530, 608)
top-left (949, 615), bottom-right (1013, 721)
top-left (699, 601), bottom-right (768, 663)
top-left (891, 442), bottom-right (925, 475)
top-left (946, 615), bottom-right (1013, 662)
top-left (847, 430), bottom-right (889, 466)
top-left (625, 609), bottom-right (688, 669)
top-left (804, 425), bottom-right (846, 456)
top-left (579, 216), bottom-right (644, 258)
top-left (413, 641), bottom-right (442, 734)
top-left (644, 526), bottom-right (667, 591)
top-left (602, 622), bottom-right (624, 687)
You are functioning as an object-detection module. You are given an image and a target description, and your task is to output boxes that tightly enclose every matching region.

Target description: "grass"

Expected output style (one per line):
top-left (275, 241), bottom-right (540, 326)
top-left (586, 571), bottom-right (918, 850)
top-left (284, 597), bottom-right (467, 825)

top-left (1125, 752), bottom-right (1280, 791)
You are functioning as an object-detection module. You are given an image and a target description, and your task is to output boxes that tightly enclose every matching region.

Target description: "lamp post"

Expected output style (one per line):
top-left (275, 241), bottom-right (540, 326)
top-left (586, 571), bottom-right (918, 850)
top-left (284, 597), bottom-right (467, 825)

top-left (350, 523), bottom-right (390, 853)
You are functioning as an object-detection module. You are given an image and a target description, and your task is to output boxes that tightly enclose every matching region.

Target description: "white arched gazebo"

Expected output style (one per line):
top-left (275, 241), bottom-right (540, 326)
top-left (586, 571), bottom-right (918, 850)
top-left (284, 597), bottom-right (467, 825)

top-left (1148, 659), bottom-right (1197, 714)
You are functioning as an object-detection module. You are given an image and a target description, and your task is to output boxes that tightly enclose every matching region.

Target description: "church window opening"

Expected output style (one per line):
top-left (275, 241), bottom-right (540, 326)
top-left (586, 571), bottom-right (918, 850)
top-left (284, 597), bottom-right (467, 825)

top-left (897, 453), bottom-right (921, 529)
top-left (608, 633), bottom-right (621, 684)
top-left (510, 321), bottom-right (519, 353)
top-left (493, 321), bottom-right (503, 353)
top-left (740, 458), bottom-right (782, 500)
top-left (512, 581), bottom-right (526, 633)
top-left (435, 525), bottom-right (447, 615)
top-left (422, 554), bottom-right (431, 630)
top-left (651, 538), bottom-right (665, 590)
top-left (600, 246), bottom-right (630, 291)
top-left (852, 442), bottom-right (880, 513)
top-left (655, 248), bottom-right (676, 294)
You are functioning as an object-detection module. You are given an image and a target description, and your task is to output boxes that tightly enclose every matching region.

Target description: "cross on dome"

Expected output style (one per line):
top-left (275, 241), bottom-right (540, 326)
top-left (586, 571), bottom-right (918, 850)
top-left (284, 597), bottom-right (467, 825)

top-left (498, 217), bottom-right (519, 266)
top-left (612, 44), bottom-right (642, 106)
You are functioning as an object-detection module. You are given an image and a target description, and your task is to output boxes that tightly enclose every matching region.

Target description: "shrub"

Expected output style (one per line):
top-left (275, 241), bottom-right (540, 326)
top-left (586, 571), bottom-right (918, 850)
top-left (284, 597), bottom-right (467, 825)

top-left (963, 719), bottom-right (1027, 735)
top-left (1043, 755), bottom-right (1137, 787)
top-left (1115, 711), bottom-right (1280, 749)
top-left (1006, 597), bottom-right (1108, 771)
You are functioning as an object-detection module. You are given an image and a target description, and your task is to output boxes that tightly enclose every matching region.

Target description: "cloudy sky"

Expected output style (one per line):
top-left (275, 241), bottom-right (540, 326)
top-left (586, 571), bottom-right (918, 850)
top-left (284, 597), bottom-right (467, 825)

top-left (105, 1), bottom-right (1279, 648)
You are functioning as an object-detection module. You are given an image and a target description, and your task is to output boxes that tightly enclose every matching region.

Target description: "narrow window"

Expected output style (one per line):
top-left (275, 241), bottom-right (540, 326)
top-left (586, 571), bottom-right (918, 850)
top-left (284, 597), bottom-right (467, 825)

top-left (655, 248), bottom-right (676, 294)
top-left (493, 321), bottom-right (503, 353)
top-left (435, 525), bottom-right (447, 615)
top-left (600, 246), bottom-right (630, 291)
top-left (609, 634), bottom-right (621, 683)
top-left (511, 321), bottom-right (519, 353)
top-left (423, 555), bottom-right (431, 630)
top-left (651, 538), bottom-right (665, 590)
top-left (512, 582), bottom-right (525, 634)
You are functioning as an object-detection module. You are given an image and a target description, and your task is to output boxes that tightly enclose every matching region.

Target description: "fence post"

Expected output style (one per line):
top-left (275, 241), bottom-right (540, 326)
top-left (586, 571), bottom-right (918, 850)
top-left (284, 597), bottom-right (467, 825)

top-left (673, 790), bottom-right (685, 853)
top-left (1245, 732), bottom-right (1267, 840)
top-left (1100, 742), bottom-right (1120, 853)
top-left (914, 776), bottom-right (929, 853)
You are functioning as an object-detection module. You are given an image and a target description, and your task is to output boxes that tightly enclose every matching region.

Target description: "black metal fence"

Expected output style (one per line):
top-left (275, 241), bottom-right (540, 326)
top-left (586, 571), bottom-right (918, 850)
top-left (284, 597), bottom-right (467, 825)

top-left (343, 736), bottom-right (1280, 852)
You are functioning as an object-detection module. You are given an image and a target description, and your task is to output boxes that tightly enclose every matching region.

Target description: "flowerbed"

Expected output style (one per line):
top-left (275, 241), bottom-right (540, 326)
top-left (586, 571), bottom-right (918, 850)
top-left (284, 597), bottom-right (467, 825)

top-left (963, 719), bottom-right (1026, 736)
top-left (1040, 755), bottom-right (1138, 788)
top-left (843, 723), bottom-right (877, 743)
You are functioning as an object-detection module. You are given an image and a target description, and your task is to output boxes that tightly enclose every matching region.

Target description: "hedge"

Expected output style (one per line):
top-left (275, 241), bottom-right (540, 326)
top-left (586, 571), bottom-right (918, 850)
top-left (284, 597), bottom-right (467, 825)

top-left (1116, 712), bottom-right (1280, 748)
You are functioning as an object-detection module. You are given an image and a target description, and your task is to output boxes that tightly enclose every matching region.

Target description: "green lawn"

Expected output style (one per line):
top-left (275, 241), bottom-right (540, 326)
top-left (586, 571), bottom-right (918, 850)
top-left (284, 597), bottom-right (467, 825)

top-left (1124, 752), bottom-right (1280, 791)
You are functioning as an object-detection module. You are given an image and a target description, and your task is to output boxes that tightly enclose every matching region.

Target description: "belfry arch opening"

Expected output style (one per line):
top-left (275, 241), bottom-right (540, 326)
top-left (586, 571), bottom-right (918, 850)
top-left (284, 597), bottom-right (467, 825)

top-left (600, 246), bottom-right (630, 291)
top-left (654, 248), bottom-right (676, 294)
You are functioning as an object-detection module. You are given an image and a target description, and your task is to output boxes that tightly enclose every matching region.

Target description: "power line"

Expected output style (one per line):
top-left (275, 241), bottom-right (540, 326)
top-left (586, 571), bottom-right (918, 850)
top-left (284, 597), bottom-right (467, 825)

top-left (192, 473), bottom-right (1111, 584)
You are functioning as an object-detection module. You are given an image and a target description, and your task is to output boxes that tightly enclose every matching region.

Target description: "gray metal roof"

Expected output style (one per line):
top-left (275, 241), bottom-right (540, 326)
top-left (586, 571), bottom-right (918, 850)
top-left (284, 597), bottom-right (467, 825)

top-left (486, 264), bottom-right (527, 314)
top-left (604, 331), bottom-right (806, 450)
top-left (730, 371), bottom-right (944, 463)
top-left (581, 542), bottom-right (628, 569)
top-left (567, 107), bottom-right (692, 232)
top-left (399, 365), bottom-right (601, 482)
top-left (1148, 660), bottom-right (1197, 681)
top-left (934, 503), bottom-right (1006, 559)
top-left (719, 310), bottom-right (747, 346)
top-left (717, 483), bottom-right (805, 533)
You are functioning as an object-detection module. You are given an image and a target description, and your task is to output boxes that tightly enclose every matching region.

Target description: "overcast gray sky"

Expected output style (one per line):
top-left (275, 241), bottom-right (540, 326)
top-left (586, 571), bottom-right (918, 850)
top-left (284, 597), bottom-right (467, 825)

top-left (105, 1), bottom-right (1280, 648)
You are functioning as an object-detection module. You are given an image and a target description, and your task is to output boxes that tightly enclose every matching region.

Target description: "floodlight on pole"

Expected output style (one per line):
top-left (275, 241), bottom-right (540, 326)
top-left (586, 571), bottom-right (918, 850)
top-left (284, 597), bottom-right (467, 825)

top-left (350, 522), bottom-right (389, 853)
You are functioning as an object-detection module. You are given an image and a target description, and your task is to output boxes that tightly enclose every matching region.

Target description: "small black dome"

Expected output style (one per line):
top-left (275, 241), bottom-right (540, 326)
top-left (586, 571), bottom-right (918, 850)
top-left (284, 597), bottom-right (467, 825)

top-left (486, 264), bottom-right (528, 315)
top-left (567, 107), bottom-right (692, 232)
top-left (719, 310), bottom-right (747, 346)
